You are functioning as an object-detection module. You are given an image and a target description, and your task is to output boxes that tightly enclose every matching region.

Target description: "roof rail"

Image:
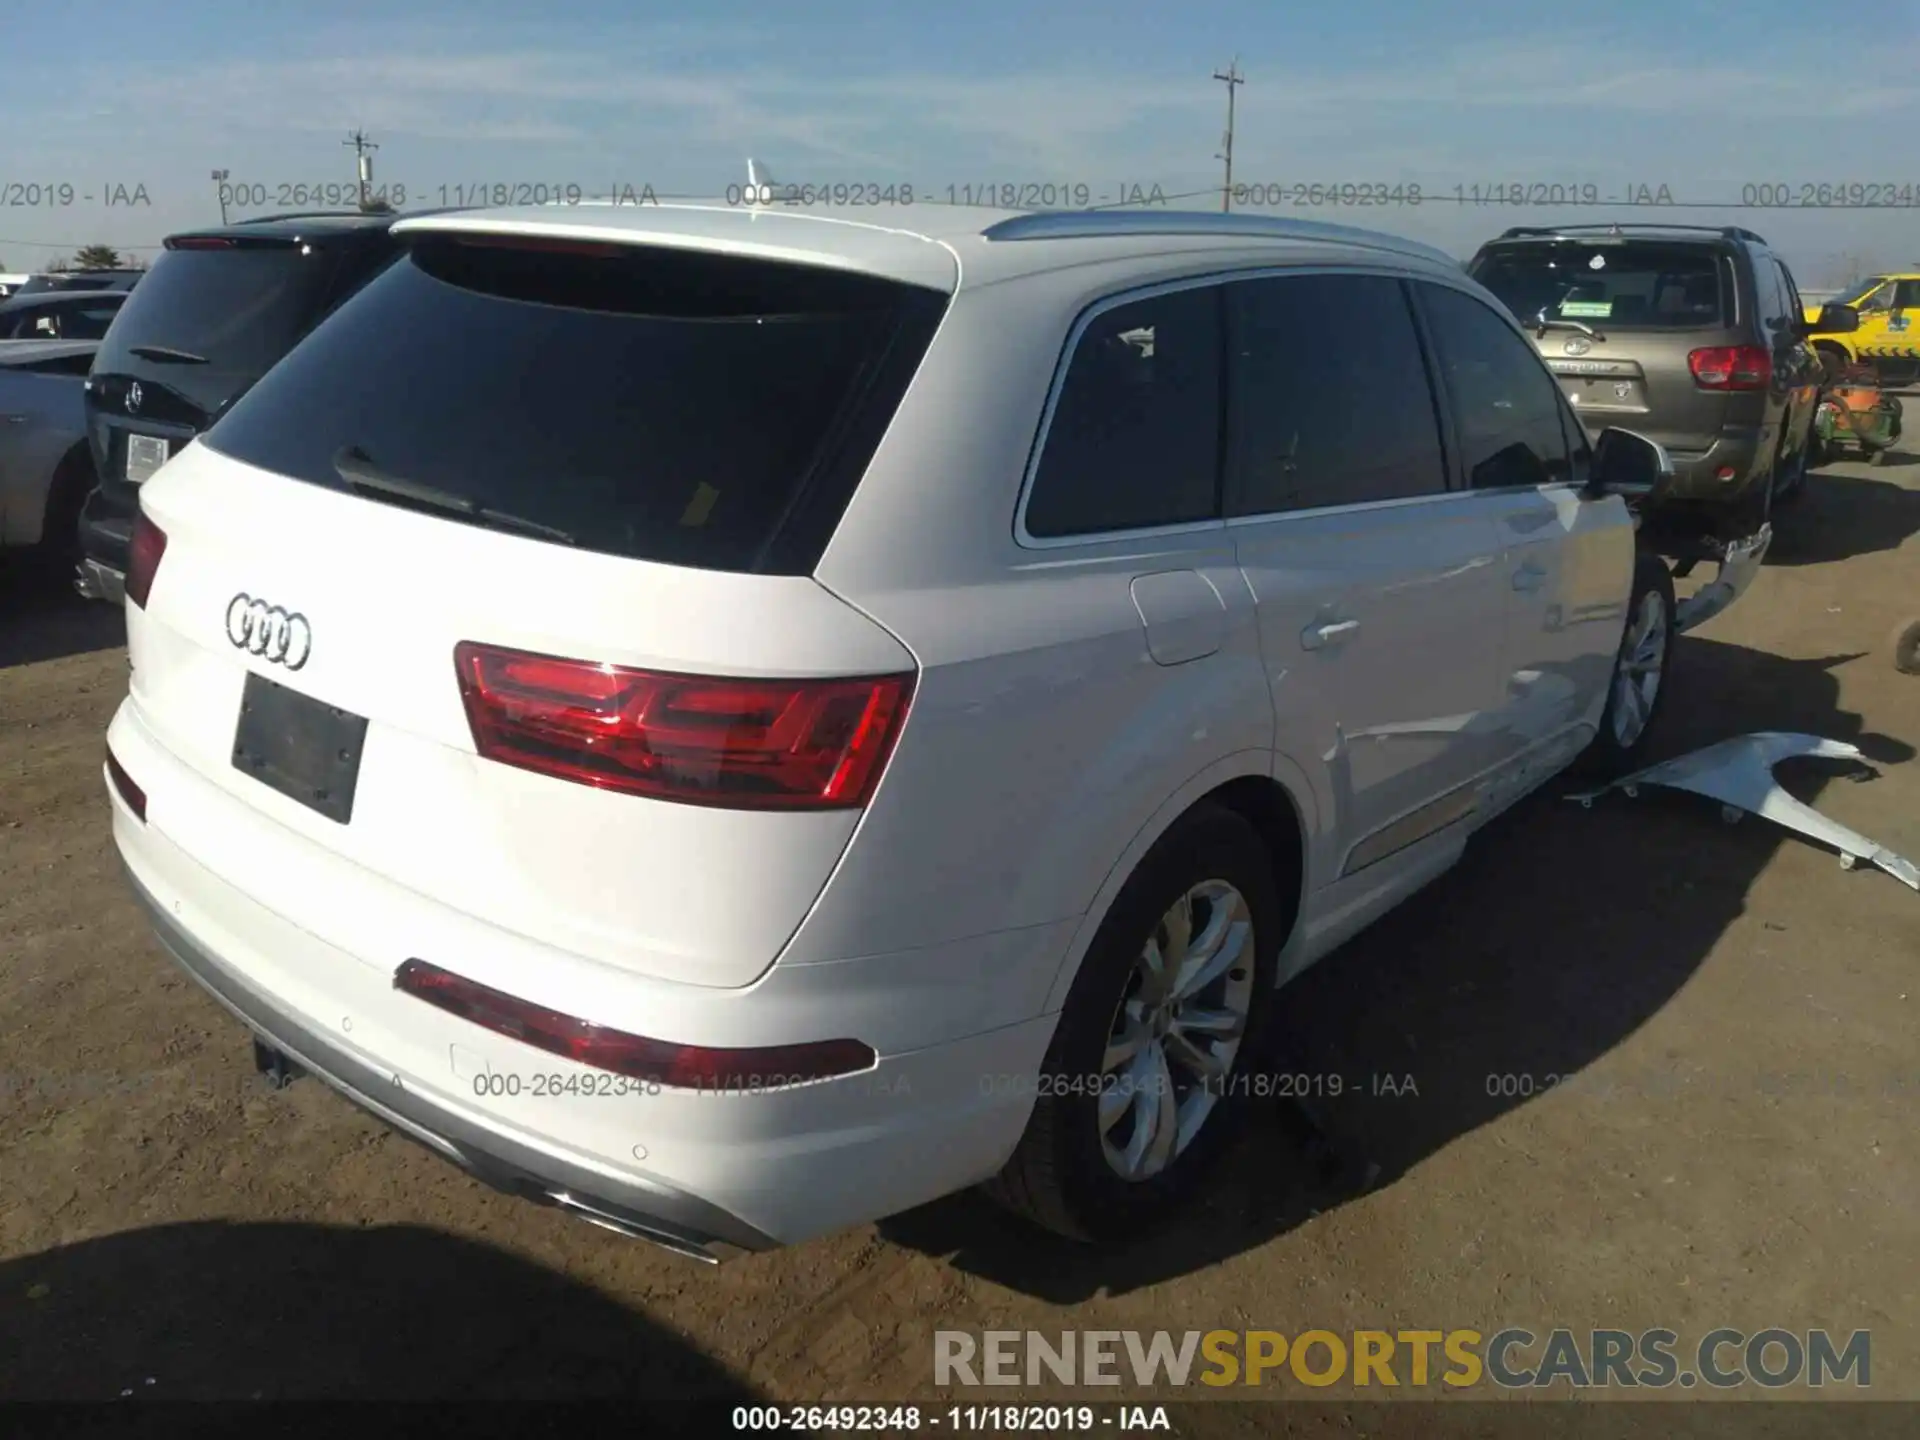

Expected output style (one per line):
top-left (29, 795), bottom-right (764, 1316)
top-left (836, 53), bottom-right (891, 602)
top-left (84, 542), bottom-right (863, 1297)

top-left (983, 210), bottom-right (1458, 268)
top-left (1498, 223), bottom-right (1768, 246)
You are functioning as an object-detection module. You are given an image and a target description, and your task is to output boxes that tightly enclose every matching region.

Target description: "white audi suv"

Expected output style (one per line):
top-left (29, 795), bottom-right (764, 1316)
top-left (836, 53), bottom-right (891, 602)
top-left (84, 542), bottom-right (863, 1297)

top-left (103, 201), bottom-right (1677, 1259)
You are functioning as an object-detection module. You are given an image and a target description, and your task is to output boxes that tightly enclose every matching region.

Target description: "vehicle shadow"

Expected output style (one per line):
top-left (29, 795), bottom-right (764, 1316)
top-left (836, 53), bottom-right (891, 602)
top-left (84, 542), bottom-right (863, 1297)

top-left (879, 638), bottom-right (1913, 1300)
top-left (1767, 467), bottom-right (1920, 566)
top-left (0, 564), bottom-right (124, 668)
top-left (0, 1219), bottom-right (764, 1402)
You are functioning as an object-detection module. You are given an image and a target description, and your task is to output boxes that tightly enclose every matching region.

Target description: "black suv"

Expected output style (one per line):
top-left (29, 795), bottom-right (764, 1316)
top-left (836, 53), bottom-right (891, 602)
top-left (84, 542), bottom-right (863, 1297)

top-left (1466, 224), bottom-right (1859, 548)
top-left (76, 212), bottom-right (408, 600)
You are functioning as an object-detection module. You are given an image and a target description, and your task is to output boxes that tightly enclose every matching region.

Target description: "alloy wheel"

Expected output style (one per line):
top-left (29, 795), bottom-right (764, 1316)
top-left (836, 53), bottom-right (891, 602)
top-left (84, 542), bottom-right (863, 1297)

top-left (1098, 879), bottom-right (1256, 1182)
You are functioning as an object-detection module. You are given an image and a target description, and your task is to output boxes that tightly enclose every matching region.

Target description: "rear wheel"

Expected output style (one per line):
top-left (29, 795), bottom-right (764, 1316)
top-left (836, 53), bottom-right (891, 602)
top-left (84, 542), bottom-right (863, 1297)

top-left (986, 804), bottom-right (1285, 1242)
top-left (1814, 342), bottom-right (1851, 383)
top-left (1577, 548), bottom-right (1676, 779)
top-left (26, 447), bottom-right (93, 586)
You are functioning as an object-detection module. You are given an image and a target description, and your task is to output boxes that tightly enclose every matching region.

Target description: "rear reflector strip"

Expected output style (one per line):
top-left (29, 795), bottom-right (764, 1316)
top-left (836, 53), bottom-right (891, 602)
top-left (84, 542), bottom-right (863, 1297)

top-left (106, 746), bottom-right (146, 820)
top-left (393, 959), bottom-right (877, 1090)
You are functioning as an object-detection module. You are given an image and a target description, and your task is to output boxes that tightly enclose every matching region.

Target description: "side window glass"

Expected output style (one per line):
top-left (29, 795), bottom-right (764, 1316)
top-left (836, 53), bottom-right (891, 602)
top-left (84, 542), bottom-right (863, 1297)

top-left (1024, 285), bottom-right (1222, 538)
top-left (1558, 395), bottom-right (1592, 487)
top-left (1894, 279), bottom-right (1920, 310)
top-left (1775, 261), bottom-right (1804, 319)
top-left (1225, 273), bottom-right (1447, 515)
top-left (1860, 283), bottom-right (1894, 313)
top-left (1419, 283), bottom-right (1572, 490)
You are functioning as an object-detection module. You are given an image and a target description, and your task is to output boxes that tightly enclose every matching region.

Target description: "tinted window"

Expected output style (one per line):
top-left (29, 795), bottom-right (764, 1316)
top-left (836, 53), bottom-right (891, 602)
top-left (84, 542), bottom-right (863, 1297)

top-left (1471, 241), bottom-right (1730, 330)
top-left (1420, 283), bottom-right (1571, 490)
top-left (91, 243), bottom-right (351, 420)
top-left (1226, 273), bottom-right (1446, 515)
top-left (206, 236), bottom-right (946, 574)
top-left (1752, 257), bottom-right (1786, 327)
top-left (1025, 286), bottom-right (1221, 538)
top-left (1895, 279), bottom-right (1920, 310)
top-left (1774, 261), bottom-right (1805, 320)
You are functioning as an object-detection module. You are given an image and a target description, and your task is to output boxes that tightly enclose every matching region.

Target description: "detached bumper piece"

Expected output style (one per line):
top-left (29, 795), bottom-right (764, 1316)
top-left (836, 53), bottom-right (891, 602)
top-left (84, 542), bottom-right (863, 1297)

top-left (1671, 524), bottom-right (1770, 635)
top-left (1567, 731), bottom-right (1919, 893)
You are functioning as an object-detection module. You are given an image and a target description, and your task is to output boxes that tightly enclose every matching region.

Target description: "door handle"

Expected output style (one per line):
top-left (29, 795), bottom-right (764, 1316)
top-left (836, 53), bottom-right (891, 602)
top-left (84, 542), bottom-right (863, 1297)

top-left (1512, 562), bottom-right (1547, 592)
top-left (1300, 618), bottom-right (1360, 651)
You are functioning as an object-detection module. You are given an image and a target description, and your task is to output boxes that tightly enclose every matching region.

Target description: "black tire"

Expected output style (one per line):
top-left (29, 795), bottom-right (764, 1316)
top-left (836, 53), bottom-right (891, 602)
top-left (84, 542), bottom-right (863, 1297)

top-left (27, 446), bottom-right (93, 584)
top-left (985, 804), bottom-right (1286, 1243)
top-left (1576, 548), bottom-right (1677, 779)
top-left (1814, 343), bottom-right (1851, 383)
top-left (1893, 618), bottom-right (1920, 676)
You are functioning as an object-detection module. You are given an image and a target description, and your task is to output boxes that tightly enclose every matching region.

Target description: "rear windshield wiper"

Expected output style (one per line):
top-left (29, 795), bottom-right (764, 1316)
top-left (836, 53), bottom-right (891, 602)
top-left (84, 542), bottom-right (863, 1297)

top-left (127, 344), bottom-right (210, 364)
top-left (332, 445), bottom-right (577, 545)
top-left (1532, 312), bottom-right (1606, 342)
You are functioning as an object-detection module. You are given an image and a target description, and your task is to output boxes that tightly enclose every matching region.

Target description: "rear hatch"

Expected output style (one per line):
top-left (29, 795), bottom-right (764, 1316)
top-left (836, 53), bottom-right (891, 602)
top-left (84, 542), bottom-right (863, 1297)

top-left (1468, 237), bottom-right (1749, 454)
top-left (85, 233), bottom-right (381, 552)
top-left (122, 230), bottom-right (948, 989)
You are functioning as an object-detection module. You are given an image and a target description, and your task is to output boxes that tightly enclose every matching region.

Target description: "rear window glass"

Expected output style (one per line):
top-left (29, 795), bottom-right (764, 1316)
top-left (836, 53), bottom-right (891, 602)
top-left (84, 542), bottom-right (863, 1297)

top-left (203, 236), bottom-right (945, 573)
top-left (1470, 242), bottom-right (1731, 330)
top-left (91, 245), bottom-right (349, 417)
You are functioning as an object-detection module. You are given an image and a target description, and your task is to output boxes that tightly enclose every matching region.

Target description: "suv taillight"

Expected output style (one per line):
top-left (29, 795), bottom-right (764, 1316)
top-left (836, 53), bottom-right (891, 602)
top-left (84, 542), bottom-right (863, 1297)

top-left (1689, 345), bottom-right (1772, 391)
top-left (125, 511), bottom-right (168, 609)
top-left (452, 642), bottom-right (914, 810)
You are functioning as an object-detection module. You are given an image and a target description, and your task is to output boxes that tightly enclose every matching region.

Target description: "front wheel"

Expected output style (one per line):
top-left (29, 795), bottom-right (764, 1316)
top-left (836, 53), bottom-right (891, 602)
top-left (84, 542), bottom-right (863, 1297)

top-left (1576, 548), bottom-right (1677, 779)
top-left (985, 804), bottom-right (1285, 1242)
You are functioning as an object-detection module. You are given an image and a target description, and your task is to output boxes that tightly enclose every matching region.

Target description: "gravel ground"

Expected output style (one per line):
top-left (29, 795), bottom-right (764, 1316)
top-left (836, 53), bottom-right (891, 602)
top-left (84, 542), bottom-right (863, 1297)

top-left (1, 454), bottom-right (1916, 1423)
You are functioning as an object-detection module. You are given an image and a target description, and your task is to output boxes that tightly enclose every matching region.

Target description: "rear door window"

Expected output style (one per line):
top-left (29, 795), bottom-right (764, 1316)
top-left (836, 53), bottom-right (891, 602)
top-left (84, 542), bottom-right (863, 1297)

top-left (1471, 241), bottom-right (1731, 330)
top-left (204, 235), bottom-right (948, 574)
top-left (1024, 285), bottom-right (1223, 538)
top-left (1225, 272), bottom-right (1447, 515)
top-left (1418, 283), bottom-right (1572, 490)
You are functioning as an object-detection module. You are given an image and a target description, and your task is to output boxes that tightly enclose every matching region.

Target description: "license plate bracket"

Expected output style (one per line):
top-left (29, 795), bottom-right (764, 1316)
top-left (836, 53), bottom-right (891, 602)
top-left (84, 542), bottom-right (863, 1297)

top-left (231, 671), bottom-right (368, 825)
top-left (125, 434), bottom-right (171, 484)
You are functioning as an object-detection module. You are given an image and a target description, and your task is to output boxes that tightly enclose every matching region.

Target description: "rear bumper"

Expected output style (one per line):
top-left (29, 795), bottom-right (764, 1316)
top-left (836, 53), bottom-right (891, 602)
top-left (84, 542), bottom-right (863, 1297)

top-left (75, 557), bottom-right (124, 604)
top-left (1659, 430), bottom-right (1765, 500)
top-left (106, 698), bottom-right (1059, 1253)
top-left (79, 488), bottom-right (132, 575)
top-left (124, 861), bottom-right (774, 1262)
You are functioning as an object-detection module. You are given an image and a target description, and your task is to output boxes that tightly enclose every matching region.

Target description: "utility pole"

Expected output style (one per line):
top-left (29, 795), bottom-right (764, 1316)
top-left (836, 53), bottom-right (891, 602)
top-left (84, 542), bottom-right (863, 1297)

top-left (211, 169), bottom-right (230, 224)
top-left (344, 129), bottom-right (379, 208)
top-left (1213, 59), bottom-right (1243, 213)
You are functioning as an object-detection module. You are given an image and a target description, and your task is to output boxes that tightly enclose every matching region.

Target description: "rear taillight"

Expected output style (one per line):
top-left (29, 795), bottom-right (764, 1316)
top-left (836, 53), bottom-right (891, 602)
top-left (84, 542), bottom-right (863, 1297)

top-left (1689, 345), bottom-right (1772, 391)
top-left (105, 745), bottom-right (146, 820)
top-left (393, 959), bottom-right (877, 1089)
top-left (452, 642), bottom-right (914, 811)
top-left (125, 511), bottom-right (167, 610)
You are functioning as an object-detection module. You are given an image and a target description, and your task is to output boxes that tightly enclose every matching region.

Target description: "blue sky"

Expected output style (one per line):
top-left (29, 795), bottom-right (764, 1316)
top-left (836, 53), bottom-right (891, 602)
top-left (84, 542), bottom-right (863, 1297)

top-left (6, 0), bottom-right (1920, 282)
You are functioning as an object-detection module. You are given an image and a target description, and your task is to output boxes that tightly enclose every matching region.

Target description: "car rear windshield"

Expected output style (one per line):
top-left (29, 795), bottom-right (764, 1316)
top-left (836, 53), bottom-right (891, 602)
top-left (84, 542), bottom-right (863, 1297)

top-left (1470, 241), bottom-right (1732, 330)
top-left (202, 234), bottom-right (948, 574)
top-left (90, 243), bottom-right (351, 420)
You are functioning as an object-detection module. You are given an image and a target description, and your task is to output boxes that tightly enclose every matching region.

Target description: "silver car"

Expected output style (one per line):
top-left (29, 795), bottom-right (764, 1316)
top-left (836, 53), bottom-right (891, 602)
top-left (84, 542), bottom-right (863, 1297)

top-left (0, 339), bottom-right (97, 574)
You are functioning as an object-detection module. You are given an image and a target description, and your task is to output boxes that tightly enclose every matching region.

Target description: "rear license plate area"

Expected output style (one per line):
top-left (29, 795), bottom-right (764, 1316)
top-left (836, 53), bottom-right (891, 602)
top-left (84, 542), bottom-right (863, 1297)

top-left (232, 671), bottom-right (369, 825)
top-left (125, 434), bottom-right (171, 484)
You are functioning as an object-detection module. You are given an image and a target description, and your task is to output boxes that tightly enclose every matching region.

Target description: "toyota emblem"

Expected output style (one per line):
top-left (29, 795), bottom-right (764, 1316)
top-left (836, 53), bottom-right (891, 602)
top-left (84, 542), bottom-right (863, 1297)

top-left (1562, 336), bottom-right (1592, 356)
top-left (126, 381), bottom-right (143, 413)
top-left (225, 594), bottom-right (312, 670)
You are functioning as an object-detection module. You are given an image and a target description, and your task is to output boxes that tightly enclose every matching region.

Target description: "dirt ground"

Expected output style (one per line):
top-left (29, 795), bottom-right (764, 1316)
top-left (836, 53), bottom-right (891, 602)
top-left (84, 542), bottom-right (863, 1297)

top-left (1, 454), bottom-right (1917, 1423)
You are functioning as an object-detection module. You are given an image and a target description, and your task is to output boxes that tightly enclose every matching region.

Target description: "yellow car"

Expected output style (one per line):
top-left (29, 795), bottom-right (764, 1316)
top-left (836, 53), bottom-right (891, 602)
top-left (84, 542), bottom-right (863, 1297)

top-left (1803, 273), bottom-right (1920, 382)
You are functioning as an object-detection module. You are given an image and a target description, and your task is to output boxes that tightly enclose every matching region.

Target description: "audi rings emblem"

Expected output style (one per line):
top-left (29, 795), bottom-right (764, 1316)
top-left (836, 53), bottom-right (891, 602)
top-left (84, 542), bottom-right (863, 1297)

top-left (226, 594), bottom-right (313, 670)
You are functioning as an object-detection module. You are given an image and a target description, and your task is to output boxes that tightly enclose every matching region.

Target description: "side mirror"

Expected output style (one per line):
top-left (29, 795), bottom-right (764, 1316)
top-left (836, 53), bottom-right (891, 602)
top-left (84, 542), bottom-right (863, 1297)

top-left (1586, 427), bottom-right (1672, 500)
top-left (1803, 302), bottom-right (1860, 336)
